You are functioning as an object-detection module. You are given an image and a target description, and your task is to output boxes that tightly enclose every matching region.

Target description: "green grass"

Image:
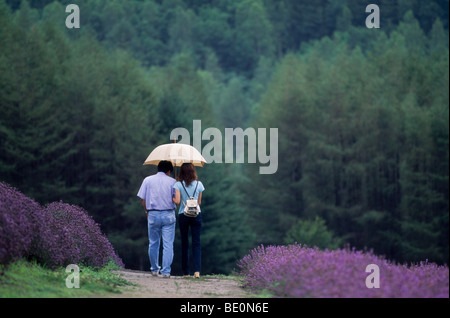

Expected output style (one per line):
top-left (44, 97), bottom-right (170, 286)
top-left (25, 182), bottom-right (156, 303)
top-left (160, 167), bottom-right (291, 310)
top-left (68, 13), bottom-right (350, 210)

top-left (0, 260), bottom-right (132, 298)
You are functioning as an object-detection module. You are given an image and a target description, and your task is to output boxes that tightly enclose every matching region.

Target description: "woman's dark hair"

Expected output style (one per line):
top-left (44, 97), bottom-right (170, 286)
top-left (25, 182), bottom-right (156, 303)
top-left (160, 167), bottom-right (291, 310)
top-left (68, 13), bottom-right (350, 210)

top-left (178, 163), bottom-right (197, 186)
top-left (158, 160), bottom-right (173, 174)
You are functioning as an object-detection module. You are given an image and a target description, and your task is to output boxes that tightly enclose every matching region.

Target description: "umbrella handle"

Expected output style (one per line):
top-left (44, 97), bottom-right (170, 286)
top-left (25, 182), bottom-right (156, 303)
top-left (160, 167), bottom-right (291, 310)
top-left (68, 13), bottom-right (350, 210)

top-left (173, 139), bottom-right (177, 179)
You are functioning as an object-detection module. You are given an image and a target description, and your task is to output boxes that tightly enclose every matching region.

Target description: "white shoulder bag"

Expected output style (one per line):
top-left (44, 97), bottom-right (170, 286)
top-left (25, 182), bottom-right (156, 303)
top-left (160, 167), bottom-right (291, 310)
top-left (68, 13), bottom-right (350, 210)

top-left (181, 181), bottom-right (200, 217)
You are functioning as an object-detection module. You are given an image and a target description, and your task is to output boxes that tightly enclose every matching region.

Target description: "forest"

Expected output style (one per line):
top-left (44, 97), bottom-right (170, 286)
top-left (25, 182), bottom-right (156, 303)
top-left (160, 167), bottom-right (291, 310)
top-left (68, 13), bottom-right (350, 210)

top-left (0, 0), bottom-right (448, 274)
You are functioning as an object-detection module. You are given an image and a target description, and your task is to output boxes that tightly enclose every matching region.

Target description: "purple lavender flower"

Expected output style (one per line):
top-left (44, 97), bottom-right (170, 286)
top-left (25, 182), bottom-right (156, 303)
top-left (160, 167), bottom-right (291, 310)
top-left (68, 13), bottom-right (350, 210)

top-left (1, 181), bottom-right (123, 268)
top-left (42, 202), bottom-right (124, 268)
top-left (0, 182), bottom-right (37, 264)
top-left (237, 244), bottom-right (449, 298)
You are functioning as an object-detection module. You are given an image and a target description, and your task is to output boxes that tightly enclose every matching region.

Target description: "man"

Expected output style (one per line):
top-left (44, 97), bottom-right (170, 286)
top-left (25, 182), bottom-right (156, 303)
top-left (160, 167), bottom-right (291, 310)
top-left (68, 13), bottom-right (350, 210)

top-left (137, 160), bottom-right (176, 278)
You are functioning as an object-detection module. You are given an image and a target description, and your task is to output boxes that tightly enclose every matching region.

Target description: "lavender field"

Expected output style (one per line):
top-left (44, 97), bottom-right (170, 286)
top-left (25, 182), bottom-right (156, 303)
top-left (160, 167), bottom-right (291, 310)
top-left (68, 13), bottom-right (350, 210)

top-left (0, 182), bottom-right (123, 268)
top-left (237, 244), bottom-right (449, 298)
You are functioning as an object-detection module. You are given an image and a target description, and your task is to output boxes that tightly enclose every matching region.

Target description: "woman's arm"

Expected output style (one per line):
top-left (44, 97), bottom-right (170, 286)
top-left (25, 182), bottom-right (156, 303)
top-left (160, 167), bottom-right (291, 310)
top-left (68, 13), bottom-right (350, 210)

top-left (198, 192), bottom-right (202, 205)
top-left (173, 189), bottom-right (181, 204)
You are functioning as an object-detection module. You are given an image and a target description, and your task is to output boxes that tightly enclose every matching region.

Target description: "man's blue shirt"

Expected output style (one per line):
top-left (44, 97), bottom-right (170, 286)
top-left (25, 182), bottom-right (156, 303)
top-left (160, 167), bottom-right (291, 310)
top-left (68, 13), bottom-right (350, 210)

top-left (137, 172), bottom-right (176, 211)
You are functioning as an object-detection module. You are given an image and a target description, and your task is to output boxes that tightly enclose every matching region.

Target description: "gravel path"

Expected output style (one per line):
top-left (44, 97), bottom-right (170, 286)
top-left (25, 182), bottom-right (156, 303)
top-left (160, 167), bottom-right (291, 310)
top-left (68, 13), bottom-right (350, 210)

top-left (110, 269), bottom-right (250, 298)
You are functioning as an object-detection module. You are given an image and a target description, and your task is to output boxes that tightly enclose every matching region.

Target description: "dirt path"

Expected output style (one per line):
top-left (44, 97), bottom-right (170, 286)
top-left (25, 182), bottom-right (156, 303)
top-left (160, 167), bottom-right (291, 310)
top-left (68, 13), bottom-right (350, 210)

top-left (110, 269), bottom-right (251, 298)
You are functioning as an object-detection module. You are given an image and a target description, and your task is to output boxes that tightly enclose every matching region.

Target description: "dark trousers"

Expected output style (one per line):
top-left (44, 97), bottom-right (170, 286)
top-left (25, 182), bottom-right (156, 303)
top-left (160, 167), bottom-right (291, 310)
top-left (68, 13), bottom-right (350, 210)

top-left (179, 213), bottom-right (202, 275)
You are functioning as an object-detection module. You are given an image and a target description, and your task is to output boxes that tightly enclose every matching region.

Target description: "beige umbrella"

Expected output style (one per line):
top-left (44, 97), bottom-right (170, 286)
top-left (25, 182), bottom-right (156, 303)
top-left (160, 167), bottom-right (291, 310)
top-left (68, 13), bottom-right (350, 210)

top-left (143, 143), bottom-right (207, 173)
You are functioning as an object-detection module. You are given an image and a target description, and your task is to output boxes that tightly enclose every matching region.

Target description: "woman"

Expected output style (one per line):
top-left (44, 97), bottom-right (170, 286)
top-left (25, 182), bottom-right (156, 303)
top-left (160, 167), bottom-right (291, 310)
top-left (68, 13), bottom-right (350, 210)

top-left (173, 163), bottom-right (205, 278)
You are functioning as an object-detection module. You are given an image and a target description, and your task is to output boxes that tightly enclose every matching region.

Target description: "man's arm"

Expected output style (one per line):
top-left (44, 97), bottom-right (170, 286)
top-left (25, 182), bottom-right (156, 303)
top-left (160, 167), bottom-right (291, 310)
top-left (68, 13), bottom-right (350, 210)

top-left (141, 199), bottom-right (147, 213)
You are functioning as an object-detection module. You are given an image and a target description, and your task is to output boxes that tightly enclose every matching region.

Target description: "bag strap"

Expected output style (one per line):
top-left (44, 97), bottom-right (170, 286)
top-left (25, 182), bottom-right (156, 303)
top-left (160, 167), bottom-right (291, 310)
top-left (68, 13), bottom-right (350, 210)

top-left (181, 180), bottom-right (198, 199)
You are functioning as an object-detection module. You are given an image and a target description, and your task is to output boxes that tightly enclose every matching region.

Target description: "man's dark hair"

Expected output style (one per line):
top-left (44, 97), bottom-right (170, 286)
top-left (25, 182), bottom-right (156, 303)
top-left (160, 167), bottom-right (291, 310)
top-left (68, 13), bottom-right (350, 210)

top-left (158, 160), bottom-right (173, 173)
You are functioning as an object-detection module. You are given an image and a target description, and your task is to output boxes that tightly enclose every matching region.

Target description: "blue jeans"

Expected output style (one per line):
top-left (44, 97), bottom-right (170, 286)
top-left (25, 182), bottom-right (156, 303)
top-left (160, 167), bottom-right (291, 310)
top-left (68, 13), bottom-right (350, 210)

top-left (179, 213), bottom-right (202, 275)
top-left (147, 210), bottom-right (176, 275)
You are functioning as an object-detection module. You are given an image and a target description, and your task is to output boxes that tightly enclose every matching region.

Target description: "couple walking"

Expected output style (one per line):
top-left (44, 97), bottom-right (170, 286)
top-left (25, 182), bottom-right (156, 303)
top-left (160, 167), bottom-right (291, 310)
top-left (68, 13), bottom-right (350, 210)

top-left (137, 161), bottom-right (205, 278)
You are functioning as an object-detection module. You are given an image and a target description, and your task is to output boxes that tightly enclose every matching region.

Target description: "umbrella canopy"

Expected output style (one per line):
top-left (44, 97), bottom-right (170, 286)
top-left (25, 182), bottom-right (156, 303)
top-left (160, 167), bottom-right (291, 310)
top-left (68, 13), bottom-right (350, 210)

top-left (143, 143), bottom-right (207, 167)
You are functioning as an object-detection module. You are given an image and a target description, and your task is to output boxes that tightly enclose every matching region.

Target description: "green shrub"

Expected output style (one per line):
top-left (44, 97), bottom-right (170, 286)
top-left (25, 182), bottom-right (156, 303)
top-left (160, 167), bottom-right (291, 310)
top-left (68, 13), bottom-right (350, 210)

top-left (284, 216), bottom-right (341, 249)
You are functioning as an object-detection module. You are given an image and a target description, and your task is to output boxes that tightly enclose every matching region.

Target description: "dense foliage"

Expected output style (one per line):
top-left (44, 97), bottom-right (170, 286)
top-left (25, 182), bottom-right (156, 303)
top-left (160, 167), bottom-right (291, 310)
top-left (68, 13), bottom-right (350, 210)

top-left (238, 244), bottom-right (449, 297)
top-left (1, 0), bottom-right (448, 273)
top-left (0, 182), bottom-right (123, 268)
top-left (245, 20), bottom-right (449, 265)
